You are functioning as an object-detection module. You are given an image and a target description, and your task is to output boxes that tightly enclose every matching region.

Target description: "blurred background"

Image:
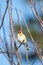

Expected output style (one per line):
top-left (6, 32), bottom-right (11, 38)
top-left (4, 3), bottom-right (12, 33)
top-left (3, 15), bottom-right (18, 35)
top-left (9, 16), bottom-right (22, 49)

top-left (0, 0), bottom-right (43, 65)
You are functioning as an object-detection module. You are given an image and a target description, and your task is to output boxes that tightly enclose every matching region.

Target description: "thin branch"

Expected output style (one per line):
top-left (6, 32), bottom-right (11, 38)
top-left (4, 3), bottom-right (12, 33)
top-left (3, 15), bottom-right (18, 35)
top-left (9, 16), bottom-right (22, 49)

top-left (0, 35), bottom-right (14, 65)
top-left (28, 0), bottom-right (43, 28)
top-left (19, 10), bottom-right (35, 46)
top-left (10, 34), bottom-right (12, 51)
top-left (39, 0), bottom-right (43, 15)
top-left (0, 3), bottom-right (2, 20)
top-left (3, 26), bottom-right (10, 58)
top-left (8, 5), bottom-right (22, 65)
top-left (0, 36), bottom-right (36, 55)
top-left (15, 7), bottom-right (22, 30)
top-left (9, 0), bottom-right (13, 52)
top-left (0, 36), bottom-right (7, 50)
top-left (19, 10), bottom-right (43, 65)
top-left (0, 48), bottom-right (15, 65)
top-left (0, 48), bottom-right (16, 54)
top-left (8, 0), bottom-right (16, 65)
top-left (0, 0), bottom-right (9, 29)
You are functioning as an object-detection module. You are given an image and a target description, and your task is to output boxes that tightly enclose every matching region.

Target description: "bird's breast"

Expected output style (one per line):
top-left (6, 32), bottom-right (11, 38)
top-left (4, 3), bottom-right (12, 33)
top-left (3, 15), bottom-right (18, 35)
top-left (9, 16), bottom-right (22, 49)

top-left (17, 34), bottom-right (26, 43)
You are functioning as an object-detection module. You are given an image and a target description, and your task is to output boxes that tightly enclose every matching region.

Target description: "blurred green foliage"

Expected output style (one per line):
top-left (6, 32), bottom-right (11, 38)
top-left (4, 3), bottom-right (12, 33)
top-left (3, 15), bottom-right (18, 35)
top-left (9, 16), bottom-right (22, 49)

top-left (14, 25), bottom-right (43, 49)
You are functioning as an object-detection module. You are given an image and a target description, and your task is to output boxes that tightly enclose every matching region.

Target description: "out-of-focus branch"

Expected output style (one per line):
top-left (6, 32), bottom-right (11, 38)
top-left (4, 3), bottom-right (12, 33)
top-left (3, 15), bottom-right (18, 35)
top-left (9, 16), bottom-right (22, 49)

top-left (9, 0), bottom-right (12, 51)
top-left (28, 0), bottom-right (43, 28)
top-left (27, 1), bottom-right (43, 64)
top-left (0, 3), bottom-right (2, 20)
top-left (15, 7), bottom-right (37, 51)
top-left (19, 10), bottom-right (43, 65)
top-left (0, 36), bottom-right (7, 50)
top-left (19, 10), bottom-right (32, 65)
top-left (0, 2), bottom-right (9, 57)
top-left (0, 30), bottom-right (14, 65)
top-left (8, 4), bottom-right (22, 64)
top-left (32, 48), bottom-right (43, 65)
top-left (8, 0), bottom-right (16, 65)
top-left (0, 48), bottom-right (15, 65)
top-left (9, 1), bottom-right (17, 65)
top-left (0, 0), bottom-right (9, 29)
top-left (39, 0), bottom-right (43, 14)
top-left (0, 35), bottom-right (42, 55)
top-left (19, 10), bottom-right (35, 45)
top-left (3, 26), bottom-right (10, 58)
top-left (15, 7), bottom-right (22, 31)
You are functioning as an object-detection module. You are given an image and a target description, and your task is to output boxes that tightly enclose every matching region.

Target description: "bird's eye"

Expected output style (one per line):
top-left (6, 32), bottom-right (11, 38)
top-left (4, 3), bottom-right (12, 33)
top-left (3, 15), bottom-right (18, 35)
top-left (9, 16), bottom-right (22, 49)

top-left (18, 31), bottom-right (21, 33)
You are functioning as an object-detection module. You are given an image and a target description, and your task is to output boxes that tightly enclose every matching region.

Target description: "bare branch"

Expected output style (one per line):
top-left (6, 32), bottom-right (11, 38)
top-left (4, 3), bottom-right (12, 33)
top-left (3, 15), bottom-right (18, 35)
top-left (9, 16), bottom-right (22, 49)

top-left (15, 7), bottom-right (22, 31)
top-left (0, 36), bottom-right (7, 50)
top-left (0, 0), bottom-right (43, 65)
top-left (8, 3), bottom-right (22, 64)
top-left (0, 0), bottom-right (9, 29)
top-left (19, 10), bottom-right (43, 65)
top-left (19, 10), bottom-right (35, 44)
top-left (0, 48), bottom-right (15, 65)
top-left (8, 0), bottom-right (16, 65)
top-left (39, 0), bottom-right (43, 15)
top-left (9, 0), bottom-right (13, 52)
top-left (28, 0), bottom-right (43, 28)
top-left (3, 25), bottom-right (10, 58)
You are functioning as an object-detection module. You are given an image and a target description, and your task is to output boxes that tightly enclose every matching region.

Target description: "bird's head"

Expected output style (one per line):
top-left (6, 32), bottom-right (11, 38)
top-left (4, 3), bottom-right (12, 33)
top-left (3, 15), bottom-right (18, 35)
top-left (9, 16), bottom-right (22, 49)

top-left (18, 30), bottom-right (22, 36)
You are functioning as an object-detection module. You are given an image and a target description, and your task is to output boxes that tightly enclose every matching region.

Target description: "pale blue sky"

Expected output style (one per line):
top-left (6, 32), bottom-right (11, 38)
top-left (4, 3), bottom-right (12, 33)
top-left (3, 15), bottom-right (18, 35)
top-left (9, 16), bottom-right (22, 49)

top-left (0, 0), bottom-right (43, 65)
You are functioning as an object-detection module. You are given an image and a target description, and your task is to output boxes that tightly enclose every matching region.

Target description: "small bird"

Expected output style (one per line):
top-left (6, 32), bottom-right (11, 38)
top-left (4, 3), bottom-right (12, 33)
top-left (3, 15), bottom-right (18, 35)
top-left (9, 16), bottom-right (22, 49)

top-left (17, 30), bottom-right (29, 50)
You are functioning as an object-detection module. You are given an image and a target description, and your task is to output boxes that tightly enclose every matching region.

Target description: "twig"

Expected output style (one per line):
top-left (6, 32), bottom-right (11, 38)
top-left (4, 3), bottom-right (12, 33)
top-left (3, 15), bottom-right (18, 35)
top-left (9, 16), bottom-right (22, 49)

top-left (3, 26), bottom-right (10, 58)
top-left (19, 10), bottom-right (35, 46)
top-left (15, 7), bottom-right (22, 30)
top-left (0, 0), bottom-right (9, 29)
top-left (0, 36), bottom-right (7, 50)
top-left (19, 10), bottom-right (43, 65)
top-left (27, 0), bottom-right (43, 28)
top-left (9, 0), bottom-right (13, 52)
top-left (8, 0), bottom-right (16, 65)
top-left (0, 48), bottom-right (15, 65)
top-left (8, 4), bottom-right (22, 65)
top-left (39, 0), bottom-right (43, 15)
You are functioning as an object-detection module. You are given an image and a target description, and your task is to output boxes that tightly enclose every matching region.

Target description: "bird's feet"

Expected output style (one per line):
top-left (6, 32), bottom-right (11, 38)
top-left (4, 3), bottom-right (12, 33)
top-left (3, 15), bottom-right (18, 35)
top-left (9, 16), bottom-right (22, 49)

top-left (26, 47), bottom-right (29, 51)
top-left (27, 47), bottom-right (29, 50)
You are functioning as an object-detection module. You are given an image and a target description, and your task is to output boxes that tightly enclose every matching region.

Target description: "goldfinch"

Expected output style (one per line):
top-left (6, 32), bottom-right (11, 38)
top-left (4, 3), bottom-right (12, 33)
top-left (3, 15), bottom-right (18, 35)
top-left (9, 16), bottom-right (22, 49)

top-left (17, 30), bottom-right (29, 50)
